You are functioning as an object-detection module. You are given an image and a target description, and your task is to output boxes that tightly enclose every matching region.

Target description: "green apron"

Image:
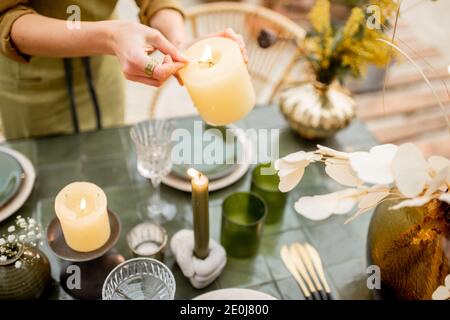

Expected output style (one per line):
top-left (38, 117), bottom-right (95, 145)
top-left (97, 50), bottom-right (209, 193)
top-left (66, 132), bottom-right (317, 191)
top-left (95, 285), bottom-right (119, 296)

top-left (0, 0), bottom-right (125, 140)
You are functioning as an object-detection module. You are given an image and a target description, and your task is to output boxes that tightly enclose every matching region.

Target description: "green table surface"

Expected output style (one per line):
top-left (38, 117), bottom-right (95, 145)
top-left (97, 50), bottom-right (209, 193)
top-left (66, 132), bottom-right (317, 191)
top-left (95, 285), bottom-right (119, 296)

top-left (0, 106), bottom-right (378, 300)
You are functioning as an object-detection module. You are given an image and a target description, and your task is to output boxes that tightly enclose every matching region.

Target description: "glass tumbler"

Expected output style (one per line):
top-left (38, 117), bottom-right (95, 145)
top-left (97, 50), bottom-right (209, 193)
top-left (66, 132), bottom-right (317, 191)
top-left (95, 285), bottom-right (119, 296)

top-left (220, 192), bottom-right (267, 258)
top-left (127, 222), bottom-right (168, 261)
top-left (251, 163), bottom-right (288, 224)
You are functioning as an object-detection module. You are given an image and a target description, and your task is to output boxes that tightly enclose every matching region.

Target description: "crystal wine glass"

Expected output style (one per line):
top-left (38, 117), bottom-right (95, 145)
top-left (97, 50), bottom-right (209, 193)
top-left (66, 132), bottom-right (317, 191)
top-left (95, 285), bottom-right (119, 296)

top-left (130, 120), bottom-right (176, 223)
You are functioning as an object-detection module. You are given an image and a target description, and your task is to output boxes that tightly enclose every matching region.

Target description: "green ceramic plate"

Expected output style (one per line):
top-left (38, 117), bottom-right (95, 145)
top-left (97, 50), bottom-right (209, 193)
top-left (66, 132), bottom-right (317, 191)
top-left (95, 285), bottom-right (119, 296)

top-left (171, 120), bottom-right (240, 181)
top-left (0, 151), bottom-right (23, 207)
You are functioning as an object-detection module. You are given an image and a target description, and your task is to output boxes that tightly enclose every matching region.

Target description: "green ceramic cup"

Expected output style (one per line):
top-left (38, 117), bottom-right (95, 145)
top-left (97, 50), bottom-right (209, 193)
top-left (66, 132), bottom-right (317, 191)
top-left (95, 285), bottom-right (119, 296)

top-left (220, 192), bottom-right (267, 258)
top-left (251, 163), bottom-right (287, 224)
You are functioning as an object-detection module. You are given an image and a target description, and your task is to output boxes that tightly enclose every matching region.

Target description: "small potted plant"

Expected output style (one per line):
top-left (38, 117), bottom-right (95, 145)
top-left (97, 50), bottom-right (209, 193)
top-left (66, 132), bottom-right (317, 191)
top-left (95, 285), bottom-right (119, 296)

top-left (0, 216), bottom-right (51, 299)
top-left (279, 0), bottom-right (394, 139)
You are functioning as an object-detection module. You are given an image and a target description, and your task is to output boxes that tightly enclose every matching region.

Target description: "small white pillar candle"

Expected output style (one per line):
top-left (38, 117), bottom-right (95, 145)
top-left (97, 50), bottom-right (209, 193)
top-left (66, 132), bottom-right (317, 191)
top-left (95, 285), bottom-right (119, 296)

top-left (54, 182), bottom-right (111, 252)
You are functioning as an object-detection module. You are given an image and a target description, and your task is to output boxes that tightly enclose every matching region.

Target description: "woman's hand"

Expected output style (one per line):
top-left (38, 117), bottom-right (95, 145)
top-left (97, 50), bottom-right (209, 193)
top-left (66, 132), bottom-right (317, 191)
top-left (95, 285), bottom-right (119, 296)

top-left (179, 28), bottom-right (248, 63)
top-left (213, 28), bottom-right (249, 63)
top-left (110, 21), bottom-right (188, 87)
top-left (148, 10), bottom-right (247, 64)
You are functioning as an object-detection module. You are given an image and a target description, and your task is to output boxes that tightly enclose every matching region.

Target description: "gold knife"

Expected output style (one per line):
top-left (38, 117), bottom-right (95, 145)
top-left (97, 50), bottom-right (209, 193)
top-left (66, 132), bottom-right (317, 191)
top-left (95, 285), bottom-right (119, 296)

top-left (280, 245), bottom-right (311, 299)
top-left (292, 243), bottom-right (323, 292)
top-left (305, 243), bottom-right (332, 294)
top-left (288, 244), bottom-right (316, 293)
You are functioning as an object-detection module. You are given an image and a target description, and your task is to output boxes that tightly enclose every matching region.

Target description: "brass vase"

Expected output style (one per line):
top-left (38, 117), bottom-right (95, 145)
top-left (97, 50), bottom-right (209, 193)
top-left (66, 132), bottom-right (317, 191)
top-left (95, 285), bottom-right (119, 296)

top-left (279, 81), bottom-right (356, 139)
top-left (0, 245), bottom-right (51, 299)
top-left (367, 198), bottom-right (450, 300)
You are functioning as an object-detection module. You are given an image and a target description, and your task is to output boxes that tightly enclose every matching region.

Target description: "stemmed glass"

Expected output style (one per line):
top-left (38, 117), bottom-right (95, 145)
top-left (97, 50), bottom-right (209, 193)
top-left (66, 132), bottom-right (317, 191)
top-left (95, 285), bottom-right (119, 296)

top-left (131, 120), bottom-right (176, 223)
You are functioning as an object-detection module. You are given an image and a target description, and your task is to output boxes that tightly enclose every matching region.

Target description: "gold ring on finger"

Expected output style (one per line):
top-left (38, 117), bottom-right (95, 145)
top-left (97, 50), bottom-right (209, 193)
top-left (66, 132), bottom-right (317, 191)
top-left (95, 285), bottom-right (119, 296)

top-left (144, 58), bottom-right (159, 78)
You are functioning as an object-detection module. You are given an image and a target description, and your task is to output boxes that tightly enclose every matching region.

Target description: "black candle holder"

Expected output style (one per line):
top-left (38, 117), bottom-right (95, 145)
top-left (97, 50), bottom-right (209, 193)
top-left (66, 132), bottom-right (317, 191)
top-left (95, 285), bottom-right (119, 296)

top-left (46, 210), bottom-right (124, 300)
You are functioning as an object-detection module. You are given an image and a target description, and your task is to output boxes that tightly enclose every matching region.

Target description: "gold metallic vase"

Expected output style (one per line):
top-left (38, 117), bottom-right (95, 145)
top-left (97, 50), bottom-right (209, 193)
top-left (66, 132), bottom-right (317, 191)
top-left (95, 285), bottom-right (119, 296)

top-left (367, 198), bottom-right (450, 300)
top-left (279, 81), bottom-right (356, 139)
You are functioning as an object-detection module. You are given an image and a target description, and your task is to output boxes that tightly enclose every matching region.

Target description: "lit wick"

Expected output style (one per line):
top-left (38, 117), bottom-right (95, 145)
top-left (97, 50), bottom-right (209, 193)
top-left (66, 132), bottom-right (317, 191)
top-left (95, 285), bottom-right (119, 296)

top-left (198, 45), bottom-right (214, 67)
top-left (80, 198), bottom-right (87, 211)
top-left (187, 168), bottom-right (202, 180)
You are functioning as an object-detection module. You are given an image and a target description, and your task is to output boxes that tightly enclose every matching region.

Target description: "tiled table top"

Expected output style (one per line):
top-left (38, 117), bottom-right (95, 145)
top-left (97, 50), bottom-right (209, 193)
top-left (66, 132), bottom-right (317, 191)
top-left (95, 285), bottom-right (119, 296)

top-left (1, 106), bottom-right (378, 300)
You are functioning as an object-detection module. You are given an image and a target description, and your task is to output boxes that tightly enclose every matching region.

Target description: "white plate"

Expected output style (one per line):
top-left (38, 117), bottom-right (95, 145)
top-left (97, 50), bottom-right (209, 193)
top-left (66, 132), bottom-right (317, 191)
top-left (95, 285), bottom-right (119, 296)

top-left (194, 288), bottom-right (277, 300)
top-left (0, 147), bottom-right (36, 223)
top-left (162, 126), bottom-right (252, 192)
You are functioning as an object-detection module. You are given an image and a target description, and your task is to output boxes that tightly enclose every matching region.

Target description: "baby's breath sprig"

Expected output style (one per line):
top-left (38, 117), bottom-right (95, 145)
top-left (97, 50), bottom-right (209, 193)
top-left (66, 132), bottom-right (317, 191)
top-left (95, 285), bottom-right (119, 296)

top-left (0, 216), bottom-right (43, 268)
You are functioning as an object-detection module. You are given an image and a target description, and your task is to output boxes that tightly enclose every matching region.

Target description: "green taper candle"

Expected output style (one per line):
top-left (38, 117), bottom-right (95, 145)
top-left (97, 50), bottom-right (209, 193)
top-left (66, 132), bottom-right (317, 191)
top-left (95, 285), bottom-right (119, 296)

top-left (188, 168), bottom-right (210, 259)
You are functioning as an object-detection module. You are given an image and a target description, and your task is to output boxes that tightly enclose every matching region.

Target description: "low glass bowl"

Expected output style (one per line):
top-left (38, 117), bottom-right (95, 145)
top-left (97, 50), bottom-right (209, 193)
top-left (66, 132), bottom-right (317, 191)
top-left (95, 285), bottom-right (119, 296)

top-left (102, 258), bottom-right (176, 300)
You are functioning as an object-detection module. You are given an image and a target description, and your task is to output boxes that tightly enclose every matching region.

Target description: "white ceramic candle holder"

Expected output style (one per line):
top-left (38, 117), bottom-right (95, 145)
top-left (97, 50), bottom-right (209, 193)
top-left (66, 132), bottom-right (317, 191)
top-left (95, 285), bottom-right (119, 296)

top-left (170, 229), bottom-right (226, 289)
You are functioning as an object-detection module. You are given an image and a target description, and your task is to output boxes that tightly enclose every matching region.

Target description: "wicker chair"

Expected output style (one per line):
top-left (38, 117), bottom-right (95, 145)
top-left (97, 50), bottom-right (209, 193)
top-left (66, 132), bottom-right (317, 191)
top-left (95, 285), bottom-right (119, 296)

top-left (150, 1), bottom-right (306, 118)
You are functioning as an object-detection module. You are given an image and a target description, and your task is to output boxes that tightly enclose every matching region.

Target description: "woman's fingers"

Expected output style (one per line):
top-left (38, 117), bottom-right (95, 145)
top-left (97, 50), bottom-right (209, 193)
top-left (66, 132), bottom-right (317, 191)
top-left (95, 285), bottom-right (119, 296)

top-left (163, 54), bottom-right (172, 64)
top-left (124, 73), bottom-right (163, 87)
top-left (147, 29), bottom-right (189, 63)
top-left (215, 28), bottom-right (249, 63)
top-left (218, 28), bottom-right (244, 46)
top-left (152, 55), bottom-right (185, 83)
top-left (162, 54), bottom-right (184, 85)
top-left (123, 51), bottom-right (185, 87)
top-left (114, 23), bottom-right (188, 87)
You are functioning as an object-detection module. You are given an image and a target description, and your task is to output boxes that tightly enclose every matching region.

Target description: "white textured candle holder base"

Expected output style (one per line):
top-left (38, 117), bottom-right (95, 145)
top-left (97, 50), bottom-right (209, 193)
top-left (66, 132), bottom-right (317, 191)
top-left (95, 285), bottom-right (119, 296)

top-left (171, 229), bottom-right (226, 289)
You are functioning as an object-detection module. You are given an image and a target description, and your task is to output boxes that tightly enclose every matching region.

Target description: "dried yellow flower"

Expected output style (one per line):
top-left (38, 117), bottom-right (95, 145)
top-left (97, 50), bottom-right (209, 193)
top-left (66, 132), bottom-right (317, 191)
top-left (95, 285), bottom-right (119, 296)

top-left (343, 7), bottom-right (364, 39)
top-left (371, 0), bottom-right (399, 23)
top-left (303, 0), bottom-right (395, 82)
top-left (308, 0), bottom-right (331, 36)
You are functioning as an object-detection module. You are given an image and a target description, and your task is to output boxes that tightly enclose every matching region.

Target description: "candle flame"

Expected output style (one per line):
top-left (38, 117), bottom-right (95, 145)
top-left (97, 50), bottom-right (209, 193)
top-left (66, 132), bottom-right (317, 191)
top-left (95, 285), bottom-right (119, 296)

top-left (187, 168), bottom-right (202, 180)
top-left (80, 198), bottom-right (87, 211)
top-left (198, 45), bottom-right (213, 66)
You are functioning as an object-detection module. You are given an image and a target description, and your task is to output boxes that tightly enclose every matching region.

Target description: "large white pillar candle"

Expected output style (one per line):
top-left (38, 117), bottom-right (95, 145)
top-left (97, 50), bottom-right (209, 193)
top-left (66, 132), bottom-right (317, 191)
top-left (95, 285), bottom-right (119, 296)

top-left (54, 182), bottom-right (111, 252)
top-left (179, 37), bottom-right (256, 125)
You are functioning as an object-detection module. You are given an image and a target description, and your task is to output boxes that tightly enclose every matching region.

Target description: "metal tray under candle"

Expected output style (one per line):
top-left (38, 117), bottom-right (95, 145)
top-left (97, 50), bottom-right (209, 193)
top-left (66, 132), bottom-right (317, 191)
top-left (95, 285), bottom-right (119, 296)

top-left (46, 210), bottom-right (121, 262)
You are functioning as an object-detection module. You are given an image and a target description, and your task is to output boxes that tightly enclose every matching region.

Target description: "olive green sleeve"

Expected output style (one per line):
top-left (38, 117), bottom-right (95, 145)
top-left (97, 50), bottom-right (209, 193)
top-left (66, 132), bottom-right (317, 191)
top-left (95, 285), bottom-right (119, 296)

top-left (0, 1), bottom-right (36, 63)
top-left (135, 0), bottom-right (184, 25)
